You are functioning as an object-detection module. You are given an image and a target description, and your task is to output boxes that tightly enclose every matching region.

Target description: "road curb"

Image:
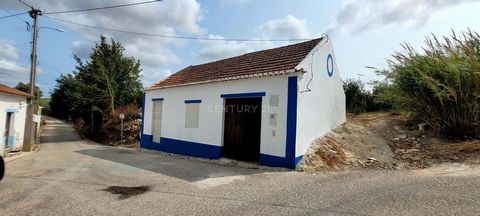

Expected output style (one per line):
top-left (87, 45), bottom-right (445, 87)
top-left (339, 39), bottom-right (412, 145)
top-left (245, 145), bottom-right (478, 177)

top-left (4, 146), bottom-right (40, 164)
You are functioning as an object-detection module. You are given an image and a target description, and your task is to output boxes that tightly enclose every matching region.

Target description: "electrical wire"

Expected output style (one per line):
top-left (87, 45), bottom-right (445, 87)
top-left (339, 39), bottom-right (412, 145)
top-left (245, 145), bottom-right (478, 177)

top-left (0, 11), bottom-right (28, 20)
top-left (17, 28), bottom-right (32, 61)
top-left (44, 0), bottom-right (162, 15)
top-left (0, 4), bottom-right (31, 64)
top-left (0, 5), bottom-right (30, 31)
top-left (43, 15), bottom-right (311, 42)
top-left (17, 0), bottom-right (33, 9)
top-left (38, 61), bottom-right (64, 75)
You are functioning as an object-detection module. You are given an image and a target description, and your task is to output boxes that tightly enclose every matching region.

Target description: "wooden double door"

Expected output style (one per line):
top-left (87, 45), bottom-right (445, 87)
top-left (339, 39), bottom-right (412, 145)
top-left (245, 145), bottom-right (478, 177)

top-left (223, 97), bottom-right (262, 162)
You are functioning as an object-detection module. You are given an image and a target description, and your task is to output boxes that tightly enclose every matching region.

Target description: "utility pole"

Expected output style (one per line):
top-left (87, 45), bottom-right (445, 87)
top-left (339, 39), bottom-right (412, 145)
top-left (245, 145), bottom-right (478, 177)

top-left (22, 8), bottom-right (41, 152)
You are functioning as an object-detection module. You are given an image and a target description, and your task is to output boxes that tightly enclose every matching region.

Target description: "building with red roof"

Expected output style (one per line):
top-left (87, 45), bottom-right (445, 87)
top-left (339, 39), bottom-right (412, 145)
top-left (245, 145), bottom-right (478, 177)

top-left (0, 84), bottom-right (34, 156)
top-left (141, 37), bottom-right (346, 169)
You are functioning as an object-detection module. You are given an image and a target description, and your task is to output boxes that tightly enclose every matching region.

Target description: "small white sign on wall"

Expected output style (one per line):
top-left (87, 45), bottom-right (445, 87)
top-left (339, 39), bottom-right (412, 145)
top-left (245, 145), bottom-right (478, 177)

top-left (33, 114), bottom-right (41, 123)
top-left (269, 95), bottom-right (279, 107)
top-left (119, 114), bottom-right (125, 119)
top-left (269, 113), bottom-right (277, 126)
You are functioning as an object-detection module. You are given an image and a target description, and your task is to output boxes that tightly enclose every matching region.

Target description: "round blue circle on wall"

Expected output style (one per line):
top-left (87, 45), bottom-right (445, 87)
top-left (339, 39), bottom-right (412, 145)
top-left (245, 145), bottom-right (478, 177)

top-left (327, 54), bottom-right (334, 77)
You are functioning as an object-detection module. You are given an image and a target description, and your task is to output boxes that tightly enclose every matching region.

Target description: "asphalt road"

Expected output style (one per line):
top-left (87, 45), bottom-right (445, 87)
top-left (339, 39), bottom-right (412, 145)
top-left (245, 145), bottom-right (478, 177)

top-left (0, 117), bottom-right (479, 216)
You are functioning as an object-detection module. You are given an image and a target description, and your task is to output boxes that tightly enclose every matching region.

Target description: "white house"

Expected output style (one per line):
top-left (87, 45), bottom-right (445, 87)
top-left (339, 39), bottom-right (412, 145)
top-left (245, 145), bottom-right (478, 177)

top-left (141, 37), bottom-right (346, 169)
top-left (0, 84), bottom-right (33, 157)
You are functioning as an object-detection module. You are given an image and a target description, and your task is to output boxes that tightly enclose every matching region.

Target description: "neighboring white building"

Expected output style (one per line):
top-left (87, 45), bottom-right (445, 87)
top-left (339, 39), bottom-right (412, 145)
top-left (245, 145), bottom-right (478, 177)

top-left (0, 84), bottom-right (33, 156)
top-left (141, 37), bottom-right (346, 168)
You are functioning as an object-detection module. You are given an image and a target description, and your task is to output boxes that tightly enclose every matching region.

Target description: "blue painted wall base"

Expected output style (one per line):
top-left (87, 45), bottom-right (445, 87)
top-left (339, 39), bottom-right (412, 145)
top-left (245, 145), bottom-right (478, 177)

top-left (141, 135), bottom-right (302, 169)
top-left (141, 134), bottom-right (222, 159)
top-left (260, 154), bottom-right (303, 169)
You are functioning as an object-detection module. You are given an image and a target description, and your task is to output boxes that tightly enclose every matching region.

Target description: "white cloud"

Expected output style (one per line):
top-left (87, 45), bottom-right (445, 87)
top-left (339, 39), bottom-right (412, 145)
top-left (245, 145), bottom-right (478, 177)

top-left (0, 58), bottom-right (28, 73)
top-left (0, 41), bottom-right (30, 86)
top-left (330, 0), bottom-right (480, 34)
top-left (71, 41), bottom-right (92, 59)
top-left (3, 0), bottom-right (205, 83)
top-left (192, 15), bottom-right (311, 62)
top-left (123, 39), bottom-right (181, 68)
top-left (258, 15), bottom-right (311, 39)
top-left (0, 58), bottom-right (29, 86)
top-left (3, 1), bottom-right (318, 87)
top-left (142, 69), bottom-right (172, 87)
top-left (0, 41), bottom-right (19, 60)
top-left (191, 34), bottom-right (274, 62)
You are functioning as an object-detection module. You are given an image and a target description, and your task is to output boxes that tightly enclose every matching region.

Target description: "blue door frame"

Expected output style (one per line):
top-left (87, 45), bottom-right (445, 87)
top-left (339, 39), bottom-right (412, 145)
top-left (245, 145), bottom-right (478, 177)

top-left (4, 112), bottom-right (14, 149)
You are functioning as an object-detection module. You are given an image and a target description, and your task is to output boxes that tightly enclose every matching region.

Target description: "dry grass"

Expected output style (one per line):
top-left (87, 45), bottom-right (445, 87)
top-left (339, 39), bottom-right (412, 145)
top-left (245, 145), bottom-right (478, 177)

top-left (316, 137), bottom-right (348, 167)
top-left (429, 140), bottom-right (480, 153)
top-left (299, 135), bottom-right (354, 172)
top-left (112, 104), bottom-right (141, 122)
top-left (425, 140), bottom-right (480, 163)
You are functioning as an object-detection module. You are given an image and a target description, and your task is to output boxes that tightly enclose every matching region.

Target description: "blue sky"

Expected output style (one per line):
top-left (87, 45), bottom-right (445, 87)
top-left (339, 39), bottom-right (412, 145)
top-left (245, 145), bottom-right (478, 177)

top-left (1, 0), bottom-right (480, 97)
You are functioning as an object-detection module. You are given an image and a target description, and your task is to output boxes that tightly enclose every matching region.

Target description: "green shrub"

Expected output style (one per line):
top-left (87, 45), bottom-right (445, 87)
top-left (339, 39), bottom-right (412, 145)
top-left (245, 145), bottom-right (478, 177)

top-left (369, 83), bottom-right (394, 112)
top-left (343, 79), bottom-right (393, 114)
top-left (343, 79), bottom-right (369, 114)
top-left (382, 30), bottom-right (480, 138)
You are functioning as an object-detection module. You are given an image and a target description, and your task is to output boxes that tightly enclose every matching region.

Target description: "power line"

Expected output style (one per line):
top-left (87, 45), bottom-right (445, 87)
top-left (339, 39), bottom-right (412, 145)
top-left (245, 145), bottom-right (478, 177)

top-left (43, 15), bottom-right (311, 42)
top-left (17, 0), bottom-right (33, 9)
top-left (0, 5), bottom-right (30, 30)
top-left (38, 61), bottom-right (64, 75)
top-left (0, 11), bottom-right (28, 20)
top-left (44, 0), bottom-right (162, 15)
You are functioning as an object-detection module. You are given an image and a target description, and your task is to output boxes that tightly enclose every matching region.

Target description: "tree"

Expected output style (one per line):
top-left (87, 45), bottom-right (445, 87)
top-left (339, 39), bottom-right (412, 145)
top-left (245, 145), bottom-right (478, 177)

top-left (343, 79), bottom-right (369, 114)
top-left (75, 35), bottom-right (143, 117)
top-left (49, 74), bottom-right (83, 120)
top-left (15, 82), bottom-right (43, 99)
top-left (343, 79), bottom-right (393, 114)
top-left (49, 35), bottom-right (143, 122)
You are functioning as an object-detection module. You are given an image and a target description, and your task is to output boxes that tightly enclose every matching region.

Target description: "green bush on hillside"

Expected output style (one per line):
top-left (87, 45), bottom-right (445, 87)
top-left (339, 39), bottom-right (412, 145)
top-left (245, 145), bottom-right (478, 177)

top-left (381, 30), bottom-right (480, 138)
top-left (343, 79), bottom-right (369, 114)
top-left (343, 79), bottom-right (393, 114)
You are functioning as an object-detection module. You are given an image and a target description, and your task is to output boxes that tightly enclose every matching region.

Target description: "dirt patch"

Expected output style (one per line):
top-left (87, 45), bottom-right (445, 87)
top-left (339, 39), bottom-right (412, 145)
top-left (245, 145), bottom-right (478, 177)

top-left (391, 135), bottom-right (480, 166)
top-left (299, 112), bottom-right (480, 172)
top-left (299, 136), bottom-right (357, 171)
top-left (101, 185), bottom-right (150, 199)
top-left (300, 113), bottom-right (409, 171)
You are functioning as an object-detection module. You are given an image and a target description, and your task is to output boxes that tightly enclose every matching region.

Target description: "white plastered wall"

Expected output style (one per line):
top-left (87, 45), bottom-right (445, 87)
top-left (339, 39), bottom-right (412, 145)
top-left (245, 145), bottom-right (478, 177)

top-left (144, 75), bottom-right (291, 158)
top-left (0, 93), bottom-right (28, 156)
top-left (295, 38), bottom-right (346, 157)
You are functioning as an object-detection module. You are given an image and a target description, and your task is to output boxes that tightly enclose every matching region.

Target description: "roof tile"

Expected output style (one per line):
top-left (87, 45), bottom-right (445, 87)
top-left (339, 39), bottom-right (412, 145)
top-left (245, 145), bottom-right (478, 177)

top-left (148, 38), bottom-right (323, 90)
top-left (0, 84), bottom-right (34, 98)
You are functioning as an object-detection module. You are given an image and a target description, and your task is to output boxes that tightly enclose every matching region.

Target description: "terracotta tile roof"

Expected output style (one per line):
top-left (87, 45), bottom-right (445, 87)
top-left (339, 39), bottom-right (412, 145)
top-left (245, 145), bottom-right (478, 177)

top-left (147, 38), bottom-right (324, 90)
top-left (0, 84), bottom-right (34, 98)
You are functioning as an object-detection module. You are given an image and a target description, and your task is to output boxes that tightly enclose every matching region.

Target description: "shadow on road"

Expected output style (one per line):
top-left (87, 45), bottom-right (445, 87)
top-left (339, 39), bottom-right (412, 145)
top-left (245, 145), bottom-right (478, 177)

top-left (75, 147), bottom-right (270, 182)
